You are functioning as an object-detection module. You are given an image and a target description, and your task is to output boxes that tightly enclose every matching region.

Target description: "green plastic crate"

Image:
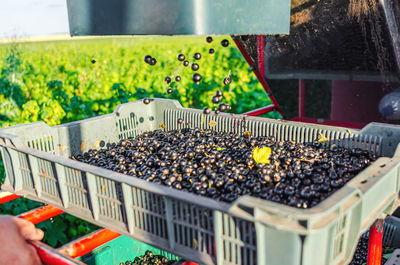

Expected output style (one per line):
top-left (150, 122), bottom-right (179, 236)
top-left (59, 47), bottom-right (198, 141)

top-left (76, 235), bottom-right (180, 265)
top-left (1, 98), bottom-right (400, 265)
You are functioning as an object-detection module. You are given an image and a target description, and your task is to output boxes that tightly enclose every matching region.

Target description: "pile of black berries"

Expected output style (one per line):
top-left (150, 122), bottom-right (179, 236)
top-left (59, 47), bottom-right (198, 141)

top-left (72, 129), bottom-right (375, 208)
top-left (119, 251), bottom-right (172, 265)
top-left (349, 234), bottom-right (388, 265)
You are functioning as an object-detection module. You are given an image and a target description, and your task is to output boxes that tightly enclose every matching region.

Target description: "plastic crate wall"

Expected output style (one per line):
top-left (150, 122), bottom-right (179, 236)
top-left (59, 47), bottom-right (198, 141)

top-left (1, 99), bottom-right (400, 265)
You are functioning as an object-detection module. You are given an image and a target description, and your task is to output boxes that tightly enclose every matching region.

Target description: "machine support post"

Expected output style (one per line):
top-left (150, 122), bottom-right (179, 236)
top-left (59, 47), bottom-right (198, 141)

top-left (367, 219), bottom-right (384, 265)
top-left (234, 36), bottom-right (285, 117)
top-left (257, 35), bottom-right (265, 78)
top-left (298, 79), bottom-right (306, 118)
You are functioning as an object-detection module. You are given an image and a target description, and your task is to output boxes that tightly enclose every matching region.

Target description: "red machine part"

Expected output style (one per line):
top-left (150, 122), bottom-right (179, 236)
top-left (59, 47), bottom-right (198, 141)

top-left (19, 205), bottom-right (64, 224)
top-left (30, 241), bottom-right (85, 265)
top-left (234, 35), bottom-right (284, 117)
top-left (0, 191), bottom-right (21, 204)
top-left (58, 229), bottom-right (121, 258)
top-left (367, 219), bottom-right (384, 265)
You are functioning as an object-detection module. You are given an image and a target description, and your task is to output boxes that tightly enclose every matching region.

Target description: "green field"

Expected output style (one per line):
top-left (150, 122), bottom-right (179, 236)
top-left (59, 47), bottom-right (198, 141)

top-left (0, 36), bottom-right (278, 247)
top-left (0, 36), bottom-right (279, 128)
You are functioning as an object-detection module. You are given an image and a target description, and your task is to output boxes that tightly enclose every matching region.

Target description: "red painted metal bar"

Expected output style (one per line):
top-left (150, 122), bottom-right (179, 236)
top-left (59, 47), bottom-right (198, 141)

top-left (0, 191), bottom-right (21, 204)
top-left (58, 229), bottom-right (121, 258)
top-left (244, 104), bottom-right (276, 116)
top-left (367, 219), bottom-right (384, 265)
top-left (19, 205), bottom-right (64, 224)
top-left (257, 35), bottom-right (265, 78)
top-left (298, 79), bottom-right (306, 118)
top-left (234, 37), bottom-right (285, 117)
top-left (30, 241), bottom-right (85, 265)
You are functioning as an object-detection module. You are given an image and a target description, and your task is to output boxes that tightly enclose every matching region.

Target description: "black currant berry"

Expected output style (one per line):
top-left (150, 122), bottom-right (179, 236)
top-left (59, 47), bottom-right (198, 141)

top-left (193, 53), bottom-right (201, 60)
top-left (221, 39), bottom-right (230, 47)
top-left (191, 63), bottom-right (199, 71)
top-left (144, 55), bottom-right (152, 64)
top-left (175, 76), bottom-right (181, 82)
top-left (214, 109), bottom-right (220, 115)
top-left (203, 107), bottom-right (211, 114)
top-left (143, 98), bottom-right (150, 104)
top-left (91, 59), bottom-right (96, 64)
top-left (167, 88), bottom-right (173, 94)
top-left (212, 95), bottom-right (221, 104)
top-left (177, 118), bottom-right (184, 124)
top-left (209, 48), bottom-right (215, 54)
top-left (164, 76), bottom-right (171, 84)
top-left (206, 36), bottom-right (213, 43)
top-left (224, 77), bottom-right (231, 85)
top-left (177, 54), bottom-right (185, 61)
top-left (149, 58), bottom-right (157, 65)
top-left (218, 103), bottom-right (227, 112)
top-left (216, 90), bottom-right (223, 97)
top-left (192, 73), bottom-right (202, 83)
top-left (183, 60), bottom-right (189, 67)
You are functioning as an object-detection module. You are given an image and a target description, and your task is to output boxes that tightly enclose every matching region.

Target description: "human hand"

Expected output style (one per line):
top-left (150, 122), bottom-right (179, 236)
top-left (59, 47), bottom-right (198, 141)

top-left (0, 215), bottom-right (44, 265)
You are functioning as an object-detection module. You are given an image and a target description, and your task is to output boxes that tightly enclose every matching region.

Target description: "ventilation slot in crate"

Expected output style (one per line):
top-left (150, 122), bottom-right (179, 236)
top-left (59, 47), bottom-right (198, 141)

top-left (26, 135), bottom-right (55, 154)
top-left (18, 152), bottom-right (34, 191)
top-left (1, 147), bottom-right (15, 187)
top-left (64, 167), bottom-right (91, 213)
top-left (172, 200), bottom-right (216, 257)
top-left (96, 177), bottom-right (126, 224)
top-left (131, 187), bottom-right (168, 239)
top-left (332, 215), bottom-right (348, 261)
top-left (37, 159), bottom-right (61, 203)
top-left (164, 109), bottom-right (382, 155)
top-left (117, 114), bottom-right (139, 140)
top-left (221, 213), bottom-right (257, 265)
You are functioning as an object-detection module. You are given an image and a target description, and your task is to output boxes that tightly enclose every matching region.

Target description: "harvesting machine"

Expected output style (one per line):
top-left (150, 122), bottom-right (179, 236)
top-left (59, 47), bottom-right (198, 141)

top-left (1, 0), bottom-right (400, 264)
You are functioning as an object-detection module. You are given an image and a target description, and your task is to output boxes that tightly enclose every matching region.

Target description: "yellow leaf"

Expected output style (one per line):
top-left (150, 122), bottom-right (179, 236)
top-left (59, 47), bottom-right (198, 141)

top-left (317, 133), bottom-right (329, 143)
top-left (81, 142), bottom-right (86, 151)
top-left (94, 140), bottom-right (102, 148)
top-left (59, 145), bottom-right (67, 151)
top-left (159, 123), bottom-right (166, 129)
top-left (252, 147), bottom-right (272, 164)
top-left (243, 131), bottom-right (251, 136)
top-left (209, 120), bottom-right (216, 127)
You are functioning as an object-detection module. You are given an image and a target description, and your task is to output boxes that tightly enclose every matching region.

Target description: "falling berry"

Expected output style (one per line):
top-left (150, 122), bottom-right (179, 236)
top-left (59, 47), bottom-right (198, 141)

top-left (167, 88), bottom-right (173, 94)
top-left (209, 48), bottom-right (215, 54)
top-left (175, 76), bottom-right (181, 82)
top-left (193, 53), bottom-right (201, 60)
top-left (164, 76), bottom-right (172, 84)
top-left (144, 55), bottom-right (152, 64)
top-left (216, 90), bottom-right (223, 97)
top-left (191, 63), bottom-right (199, 71)
top-left (192, 73), bottom-right (202, 83)
top-left (226, 104), bottom-right (232, 111)
top-left (206, 36), bottom-right (213, 43)
top-left (221, 39), bottom-right (230, 47)
top-left (91, 59), bottom-right (96, 64)
top-left (224, 77), bottom-right (231, 85)
top-left (177, 118), bottom-right (184, 124)
top-left (143, 97), bottom-right (151, 104)
top-left (212, 95), bottom-right (221, 104)
top-left (149, 58), bottom-right (157, 65)
top-left (203, 107), bottom-right (211, 115)
top-left (218, 103), bottom-right (227, 112)
top-left (177, 54), bottom-right (185, 61)
top-left (183, 60), bottom-right (189, 67)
